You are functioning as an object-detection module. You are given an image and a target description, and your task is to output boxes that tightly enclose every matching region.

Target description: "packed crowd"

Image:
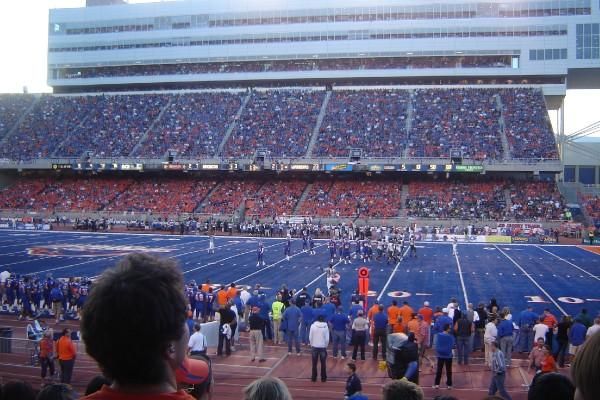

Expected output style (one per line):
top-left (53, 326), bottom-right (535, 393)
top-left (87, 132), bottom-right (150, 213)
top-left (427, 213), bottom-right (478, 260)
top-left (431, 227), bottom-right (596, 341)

top-left (1, 96), bottom-right (94, 160)
top-left (57, 56), bottom-right (513, 79)
top-left (0, 177), bottom-right (568, 221)
top-left (297, 179), bottom-right (403, 218)
top-left (583, 195), bottom-right (600, 226)
top-left (245, 180), bottom-right (307, 219)
top-left (0, 88), bottom-right (558, 162)
top-left (0, 94), bottom-right (34, 138)
top-left (315, 90), bottom-right (409, 157)
top-left (201, 179), bottom-right (263, 215)
top-left (500, 88), bottom-right (559, 160)
top-left (405, 181), bottom-right (507, 220)
top-left (107, 178), bottom-right (217, 214)
top-left (133, 92), bottom-right (243, 158)
top-left (223, 90), bottom-right (325, 158)
top-left (506, 181), bottom-right (566, 221)
top-left (409, 88), bottom-right (503, 160)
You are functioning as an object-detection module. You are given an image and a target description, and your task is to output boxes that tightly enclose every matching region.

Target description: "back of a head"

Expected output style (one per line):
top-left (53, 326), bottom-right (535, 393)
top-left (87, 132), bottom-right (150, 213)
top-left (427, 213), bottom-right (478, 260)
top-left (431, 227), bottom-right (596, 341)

top-left (243, 376), bottom-right (292, 400)
top-left (84, 375), bottom-right (112, 396)
top-left (528, 372), bottom-right (574, 400)
top-left (36, 383), bottom-right (77, 400)
top-left (2, 380), bottom-right (36, 400)
top-left (571, 331), bottom-right (600, 400)
top-left (382, 379), bottom-right (424, 400)
top-left (81, 253), bottom-right (188, 385)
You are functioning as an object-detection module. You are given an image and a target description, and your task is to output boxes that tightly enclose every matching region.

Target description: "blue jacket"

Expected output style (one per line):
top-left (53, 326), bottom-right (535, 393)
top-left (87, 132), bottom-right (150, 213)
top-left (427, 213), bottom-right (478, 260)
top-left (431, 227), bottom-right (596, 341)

top-left (497, 319), bottom-right (514, 338)
top-left (433, 315), bottom-right (453, 334)
top-left (435, 332), bottom-right (455, 358)
top-left (301, 305), bottom-right (314, 325)
top-left (518, 310), bottom-right (538, 327)
top-left (283, 305), bottom-right (302, 332)
top-left (349, 304), bottom-right (363, 319)
top-left (322, 302), bottom-right (336, 320)
top-left (374, 312), bottom-right (388, 330)
top-left (330, 313), bottom-right (350, 331)
top-left (569, 322), bottom-right (587, 346)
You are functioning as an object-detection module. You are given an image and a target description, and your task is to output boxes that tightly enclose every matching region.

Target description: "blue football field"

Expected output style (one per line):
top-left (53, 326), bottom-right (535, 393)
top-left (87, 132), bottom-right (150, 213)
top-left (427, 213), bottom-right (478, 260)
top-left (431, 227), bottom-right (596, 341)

top-left (0, 230), bottom-right (599, 318)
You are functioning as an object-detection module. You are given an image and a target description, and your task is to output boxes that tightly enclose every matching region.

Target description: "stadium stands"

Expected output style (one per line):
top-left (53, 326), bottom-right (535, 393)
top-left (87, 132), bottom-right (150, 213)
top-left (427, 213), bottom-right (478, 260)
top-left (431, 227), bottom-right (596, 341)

top-left (55, 94), bottom-right (170, 157)
top-left (223, 90), bottom-right (325, 158)
top-left (297, 179), bottom-right (403, 218)
top-left (202, 179), bottom-right (264, 215)
top-left (583, 195), bottom-right (600, 225)
top-left (134, 92), bottom-right (243, 158)
top-left (107, 177), bottom-right (216, 213)
top-left (0, 178), bottom-right (48, 210)
top-left (315, 90), bottom-right (409, 157)
top-left (409, 88), bottom-right (503, 160)
top-left (500, 88), bottom-right (559, 160)
top-left (506, 181), bottom-right (566, 220)
top-left (0, 94), bottom-right (34, 139)
top-left (405, 181), bottom-right (506, 220)
top-left (58, 56), bottom-right (513, 79)
top-left (245, 179), bottom-right (307, 219)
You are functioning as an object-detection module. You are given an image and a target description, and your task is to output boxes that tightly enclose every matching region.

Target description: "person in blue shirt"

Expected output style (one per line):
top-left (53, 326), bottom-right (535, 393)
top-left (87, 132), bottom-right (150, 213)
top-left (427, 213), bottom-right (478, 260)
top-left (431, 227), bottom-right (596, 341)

top-left (322, 298), bottom-right (336, 322)
top-left (284, 236), bottom-right (292, 261)
top-left (256, 241), bottom-right (265, 267)
top-left (432, 308), bottom-right (453, 347)
top-left (204, 287), bottom-right (216, 322)
top-left (349, 301), bottom-right (363, 320)
top-left (302, 233), bottom-right (308, 252)
top-left (517, 306), bottom-right (539, 352)
top-left (329, 307), bottom-right (350, 359)
top-left (300, 302), bottom-right (314, 345)
top-left (568, 318), bottom-right (587, 357)
top-left (497, 313), bottom-right (515, 366)
top-left (282, 298), bottom-right (302, 354)
top-left (433, 324), bottom-right (455, 389)
top-left (372, 305), bottom-right (388, 360)
top-left (308, 235), bottom-right (316, 255)
top-left (257, 295), bottom-right (272, 341)
top-left (328, 239), bottom-right (337, 263)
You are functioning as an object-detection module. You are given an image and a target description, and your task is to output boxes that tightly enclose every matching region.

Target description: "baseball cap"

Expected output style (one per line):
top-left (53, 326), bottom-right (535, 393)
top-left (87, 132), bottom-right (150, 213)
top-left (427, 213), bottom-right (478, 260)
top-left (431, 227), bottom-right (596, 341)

top-left (442, 308), bottom-right (449, 313)
top-left (176, 357), bottom-right (210, 385)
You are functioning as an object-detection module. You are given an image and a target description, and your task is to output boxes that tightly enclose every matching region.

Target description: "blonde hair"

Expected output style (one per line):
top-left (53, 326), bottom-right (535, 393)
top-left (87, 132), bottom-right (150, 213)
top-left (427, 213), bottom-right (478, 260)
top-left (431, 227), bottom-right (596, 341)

top-left (571, 332), bottom-right (600, 400)
top-left (244, 377), bottom-right (292, 400)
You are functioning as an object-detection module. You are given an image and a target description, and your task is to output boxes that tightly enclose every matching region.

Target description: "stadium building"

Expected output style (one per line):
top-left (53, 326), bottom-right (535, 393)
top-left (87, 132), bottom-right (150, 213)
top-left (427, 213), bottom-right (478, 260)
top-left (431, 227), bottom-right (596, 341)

top-left (0, 0), bottom-right (599, 229)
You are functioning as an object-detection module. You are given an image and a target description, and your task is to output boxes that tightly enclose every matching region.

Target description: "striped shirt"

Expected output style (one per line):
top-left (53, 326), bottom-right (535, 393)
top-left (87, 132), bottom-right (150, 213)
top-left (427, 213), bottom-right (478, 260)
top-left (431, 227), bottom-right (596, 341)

top-left (491, 350), bottom-right (506, 374)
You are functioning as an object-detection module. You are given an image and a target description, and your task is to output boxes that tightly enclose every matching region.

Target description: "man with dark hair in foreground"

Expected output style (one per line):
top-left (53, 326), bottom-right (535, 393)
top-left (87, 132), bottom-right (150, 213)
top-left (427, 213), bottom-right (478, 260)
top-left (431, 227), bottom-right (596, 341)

top-left (80, 253), bottom-right (209, 400)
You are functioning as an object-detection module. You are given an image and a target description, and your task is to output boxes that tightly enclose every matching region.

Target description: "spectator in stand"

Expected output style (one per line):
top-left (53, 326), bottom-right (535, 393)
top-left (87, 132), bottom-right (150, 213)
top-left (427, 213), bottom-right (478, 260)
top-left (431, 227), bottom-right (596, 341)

top-left (56, 328), bottom-right (76, 385)
top-left (248, 306), bottom-right (266, 363)
top-left (243, 376), bottom-right (292, 400)
top-left (517, 306), bottom-right (538, 353)
top-left (586, 317), bottom-right (600, 338)
top-left (541, 309), bottom-right (558, 348)
top-left (488, 341), bottom-right (512, 400)
top-left (330, 306), bottom-right (350, 359)
top-left (568, 318), bottom-right (587, 357)
top-left (351, 310), bottom-right (369, 361)
top-left (554, 315), bottom-right (572, 368)
top-left (344, 362), bottom-right (363, 400)
top-left (497, 312), bottom-right (515, 367)
top-left (217, 303), bottom-right (237, 357)
top-left (484, 318), bottom-right (498, 367)
top-left (528, 372), bottom-right (574, 400)
top-left (529, 338), bottom-right (546, 371)
top-left (454, 312), bottom-right (474, 365)
top-left (80, 253), bottom-right (209, 400)
top-left (84, 376), bottom-right (112, 396)
top-left (282, 298), bottom-right (302, 355)
top-left (372, 304), bottom-right (388, 361)
top-left (188, 324), bottom-right (208, 357)
top-left (571, 330), bottom-right (600, 400)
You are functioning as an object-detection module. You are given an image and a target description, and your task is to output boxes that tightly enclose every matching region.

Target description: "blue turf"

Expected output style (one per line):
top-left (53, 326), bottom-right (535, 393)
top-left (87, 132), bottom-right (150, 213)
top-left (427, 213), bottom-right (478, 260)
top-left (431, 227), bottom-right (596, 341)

top-left (0, 231), bottom-right (598, 318)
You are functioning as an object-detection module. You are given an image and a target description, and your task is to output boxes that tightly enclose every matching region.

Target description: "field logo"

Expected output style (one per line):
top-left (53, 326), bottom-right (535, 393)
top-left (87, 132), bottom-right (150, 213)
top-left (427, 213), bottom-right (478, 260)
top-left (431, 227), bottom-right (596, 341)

top-left (27, 244), bottom-right (173, 257)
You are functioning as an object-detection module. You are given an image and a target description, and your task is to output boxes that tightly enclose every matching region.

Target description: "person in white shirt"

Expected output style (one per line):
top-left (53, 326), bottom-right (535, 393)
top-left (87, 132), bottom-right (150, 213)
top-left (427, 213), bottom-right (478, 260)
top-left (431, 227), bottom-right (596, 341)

top-left (188, 323), bottom-right (207, 356)
top-left (586, 317), bottom-right (600, 338)
top-left (533, 318), bottom-right (549, 343)
top-left (309, 315), bottom-right (330, 382)
top-left (484, 318), bottom-right (498, 367)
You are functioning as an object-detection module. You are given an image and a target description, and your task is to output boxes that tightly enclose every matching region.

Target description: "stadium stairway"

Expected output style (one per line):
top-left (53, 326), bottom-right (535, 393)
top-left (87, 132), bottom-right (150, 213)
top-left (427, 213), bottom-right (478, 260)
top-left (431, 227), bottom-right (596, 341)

top-left (0, 95), bottom-right (40, 146)
top-left (52, 113), bottom-right (94, 158)
top-left (129, 96), bottom-right (175, 157)
top-left (217, 91), bottom-right (252, 156)
top-left (293, 183), bottom-right (313, 215)
top-left (403, 90), bottom-right (414, 158)
top-left (398, 184), bottom-right (409, 217)
top-left (495, 93), bottom-right (511, 160)
top-left (306, 90), bottom-right (332, 157)
top-left (194, 180), bottom-right (223, 213)
top-left (504, 188), bottom-right (513, 210)
top-left (0, 314), bottom-right (544, 400)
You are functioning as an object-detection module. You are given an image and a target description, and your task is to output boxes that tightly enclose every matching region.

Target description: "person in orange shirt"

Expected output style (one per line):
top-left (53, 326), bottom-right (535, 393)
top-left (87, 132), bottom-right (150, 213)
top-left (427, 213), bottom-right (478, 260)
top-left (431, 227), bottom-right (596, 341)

top-left (39, 330), bottom-right (55, 384)
top-left (542, 308), bottom-right (558, 347)
top-left (56, 328), bottom-right (77, 385)
top-left (407, 313), bottom-right (420, 337)
top-left (200, 279), bottom-right (211, 293)
top-left (418, 301), bottom-right (434, 325)
top-left (387, 300), bottom-right (401, 333)
top-left (216, 285), bottom-right (229, 307)
top-left (540, 344), bottom-right (558, 373)
top-left (398, 301), bottom-right (414, 332)
top-left (367, 300), bottom-right (380, 340)
top-left (226, 283), bottom-right (238, 302)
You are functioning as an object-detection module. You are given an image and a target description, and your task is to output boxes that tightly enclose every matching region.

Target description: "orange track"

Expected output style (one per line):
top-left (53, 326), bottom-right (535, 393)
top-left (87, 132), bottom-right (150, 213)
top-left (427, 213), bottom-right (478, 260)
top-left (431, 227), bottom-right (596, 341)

top-left (579, 245), bottom-right (600, 255)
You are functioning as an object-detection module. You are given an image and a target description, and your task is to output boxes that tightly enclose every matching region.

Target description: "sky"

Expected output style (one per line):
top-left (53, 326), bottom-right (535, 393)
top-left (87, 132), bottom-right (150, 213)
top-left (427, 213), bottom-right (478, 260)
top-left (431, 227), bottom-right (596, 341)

top-left (0, 0), bottom-right (598, 138)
